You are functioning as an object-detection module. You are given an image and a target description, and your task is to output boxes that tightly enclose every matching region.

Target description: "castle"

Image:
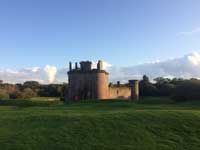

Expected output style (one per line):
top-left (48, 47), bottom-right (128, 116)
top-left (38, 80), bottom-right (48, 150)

top-left (67, 60), bottom-right (139, 101)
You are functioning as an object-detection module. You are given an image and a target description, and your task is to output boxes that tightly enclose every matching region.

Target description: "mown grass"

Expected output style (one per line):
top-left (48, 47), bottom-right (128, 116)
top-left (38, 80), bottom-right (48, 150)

top-left (0, 97), bottom-right (200, 150)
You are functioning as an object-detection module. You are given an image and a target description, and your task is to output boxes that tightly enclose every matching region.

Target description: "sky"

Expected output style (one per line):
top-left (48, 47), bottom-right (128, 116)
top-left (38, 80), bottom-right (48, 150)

top-left (1, 0), bottom-right (200, 83)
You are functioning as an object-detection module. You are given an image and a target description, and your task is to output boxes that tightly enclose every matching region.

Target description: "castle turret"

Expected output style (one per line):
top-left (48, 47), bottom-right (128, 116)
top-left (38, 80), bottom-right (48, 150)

top-left (97, 60), bottom-right (104, 70)
top-left (69, 62), bottom-right (72, 71)
top-left (75, 62), bottom-right (78, 70)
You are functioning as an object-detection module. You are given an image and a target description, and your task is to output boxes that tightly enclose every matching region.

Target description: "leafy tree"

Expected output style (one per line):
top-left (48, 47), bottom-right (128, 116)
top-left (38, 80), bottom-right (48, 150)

top-left (159, 83), bottom-right (175, 96)
top-left (140, 75), bottom-right (158, 96)
top-left (16, 83), bottom-right (23, 91)
top-left (9, 90), bottom-right (24, 99)
top-left (0, 89), bottom-right (9, 100)
top-left (38, 84), bottom-right (63, 97)
top-left (173, 80), bottom-right (200, 101)
top-left (170, 78), bottom-right (184, 85)
top-left (23, 81), bottom-right (40, 90)
top-left (23, 88), bottom-right (37, 99)
top-left (142, 75), bottom-right (150, 83)
top-left (154, 77), bottom-right (171, 88)
top-left (60, 83), bottom-right (68, 97)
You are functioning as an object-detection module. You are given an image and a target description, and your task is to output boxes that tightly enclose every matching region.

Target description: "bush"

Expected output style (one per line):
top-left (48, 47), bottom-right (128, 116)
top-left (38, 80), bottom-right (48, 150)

top-left (0, 89), bottom-right (9, 100)
top-left (23, 88), bottom-right (37, 99)
top-left (173, 80), bottom-right (200, 102)
top-left (9, 88), bottom-right (37, 99)
top-left (9, 91), bottom-right (24, 99)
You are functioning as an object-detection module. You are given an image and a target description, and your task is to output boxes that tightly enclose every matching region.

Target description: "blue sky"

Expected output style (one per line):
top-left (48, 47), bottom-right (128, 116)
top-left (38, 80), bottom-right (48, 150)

top-left (1, 0), bottom-right (200, 83)
top-left (1, 0), bottom-right (200, 69)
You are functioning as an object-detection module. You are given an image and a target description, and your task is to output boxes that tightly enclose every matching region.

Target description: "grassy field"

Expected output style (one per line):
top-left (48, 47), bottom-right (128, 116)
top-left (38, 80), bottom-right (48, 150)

top-left (0, 97), bottom-right (200, 150)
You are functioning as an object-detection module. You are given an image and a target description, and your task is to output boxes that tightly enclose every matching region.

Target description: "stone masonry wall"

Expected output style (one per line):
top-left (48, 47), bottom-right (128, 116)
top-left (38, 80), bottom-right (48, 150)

top-left (108, 86), bottom-right (131, 99)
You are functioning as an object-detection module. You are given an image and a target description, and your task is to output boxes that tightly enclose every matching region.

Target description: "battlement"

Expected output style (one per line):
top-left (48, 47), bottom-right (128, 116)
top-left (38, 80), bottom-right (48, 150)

top-left (68, 60), bottom-right (108, 74)
top-left (80, 61), bottom-right (92, 71)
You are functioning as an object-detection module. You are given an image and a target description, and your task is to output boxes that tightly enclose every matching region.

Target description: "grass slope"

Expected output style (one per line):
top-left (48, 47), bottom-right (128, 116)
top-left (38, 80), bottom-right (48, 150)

top-left (0, 97), bottom-right (200, 150)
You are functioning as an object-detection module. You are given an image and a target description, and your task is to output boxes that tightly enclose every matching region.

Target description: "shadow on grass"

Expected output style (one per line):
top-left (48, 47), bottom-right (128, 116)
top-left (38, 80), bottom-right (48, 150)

top-left (0, 99), bottom-right (61, 108)
top-left (1, 97), bottom-right (200, 110)
top-left (137, 97), bottom-right (175, 104)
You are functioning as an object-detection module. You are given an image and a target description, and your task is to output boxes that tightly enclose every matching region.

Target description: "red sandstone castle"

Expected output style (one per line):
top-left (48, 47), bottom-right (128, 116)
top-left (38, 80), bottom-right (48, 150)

top-left (67, 60), bottom-right (139, 101)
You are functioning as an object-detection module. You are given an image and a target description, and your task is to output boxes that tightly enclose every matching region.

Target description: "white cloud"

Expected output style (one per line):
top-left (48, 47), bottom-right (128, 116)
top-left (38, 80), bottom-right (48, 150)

top-left (187, 52), bottom-right (200, 65)
top-left (1, 53), bottom-right (200, 84)
top-left (102, 61), bottom-right (112, 70)
top-left (31, 67), bottom-right (40, 72)
top-left (177, 27), bottom-right (200, 36)
top-left (108, 52), bottom-right (200, 83)
top-left (92, 60), bottom-right (112, 70)
top-left (44, 65), bottom-right (57, 83)
top-left (0, 65), bottom-right (57, 84)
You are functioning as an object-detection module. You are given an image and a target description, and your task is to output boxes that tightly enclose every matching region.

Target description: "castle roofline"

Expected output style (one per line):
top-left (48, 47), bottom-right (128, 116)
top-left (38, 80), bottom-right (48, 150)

top-left (68, 69), bottom-right (109, 75)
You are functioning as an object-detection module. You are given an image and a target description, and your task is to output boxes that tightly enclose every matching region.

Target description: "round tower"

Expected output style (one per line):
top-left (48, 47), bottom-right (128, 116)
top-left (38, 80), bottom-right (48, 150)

top-left (96, 71), bottom-right (109, 99)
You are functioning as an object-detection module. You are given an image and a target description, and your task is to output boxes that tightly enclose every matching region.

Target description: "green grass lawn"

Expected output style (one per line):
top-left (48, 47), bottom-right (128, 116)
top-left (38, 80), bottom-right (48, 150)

top-left (0, 97), bottom-right (200, 150)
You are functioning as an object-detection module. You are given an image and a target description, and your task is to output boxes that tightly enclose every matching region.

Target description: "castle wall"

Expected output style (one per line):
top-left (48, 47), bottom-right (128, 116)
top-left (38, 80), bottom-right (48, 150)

top-left (108, 86), bottom-right (131, 99)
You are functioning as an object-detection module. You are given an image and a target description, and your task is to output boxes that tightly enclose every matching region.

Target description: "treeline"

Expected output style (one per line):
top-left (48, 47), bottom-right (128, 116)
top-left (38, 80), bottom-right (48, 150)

top-left (0, 80), bottom-right (68, 100)
top-left (1, 76), bottom-right (200, 101)
top-left (140, 75), bottom-right (200, 101)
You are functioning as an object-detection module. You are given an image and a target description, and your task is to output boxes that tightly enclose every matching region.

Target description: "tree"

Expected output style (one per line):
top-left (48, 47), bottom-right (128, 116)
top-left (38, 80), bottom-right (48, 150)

top-left (23, 81), bottom-right (40, 90)
top-left (170, 78), bottom-right (184, 85)
top-left (142, 75), bottom-right (150, 83)
top-left (173, 80), bottom-right (200, 101)
top-left (16, 83), bottom-right (23, 91)
top-left (9, 88), bottom-right (37, 99)
top-left (0, 89), bottom-right (9, 100)
top-left (38, 84), bottom-right (63, 97)
top-left (60, 83), bottom-right (68, 97)
top-left (140, 75), bottom-right (158, 96)
top-left (9, 90), bottom-right (24, 99)
top-left (23, 88), bottom-right (37, 99)
top-left (154, 77), bottom-right (171, 88)
top-left (159, 83), bottom-right (175, 96)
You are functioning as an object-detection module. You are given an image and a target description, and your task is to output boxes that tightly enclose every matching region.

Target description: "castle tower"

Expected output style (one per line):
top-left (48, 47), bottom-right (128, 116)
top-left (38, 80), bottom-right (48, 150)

top-left (67, 60), bottom-right (109, 101)
top-left (95, 69), bottom-right (109, 99)
top-left (129, 80), bottom-right (139, 101)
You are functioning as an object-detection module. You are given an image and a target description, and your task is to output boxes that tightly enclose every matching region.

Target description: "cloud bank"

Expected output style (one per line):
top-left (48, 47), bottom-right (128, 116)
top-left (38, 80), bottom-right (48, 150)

top-left (1, 52), bottom-right (200, 84)
top-left (0, 65), bottom-right (57, 84)
top-left (108, 52), bottom-right (200, 83)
